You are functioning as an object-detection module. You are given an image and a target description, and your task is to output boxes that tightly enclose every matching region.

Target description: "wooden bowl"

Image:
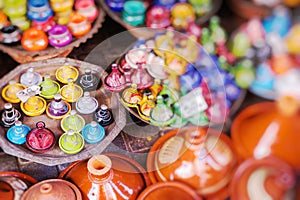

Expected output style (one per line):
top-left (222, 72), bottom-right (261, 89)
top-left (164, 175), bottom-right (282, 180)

top-left (0, 1), bottom-right (105, 63)
top-left (0, 58), bottom-right (126, 166)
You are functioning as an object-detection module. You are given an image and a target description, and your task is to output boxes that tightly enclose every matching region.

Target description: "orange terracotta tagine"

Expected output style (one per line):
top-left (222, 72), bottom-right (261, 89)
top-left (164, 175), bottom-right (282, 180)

top-left (147, 127), bottom-right (238, 199)
top-left (59, 153), bottom-right (151, 200)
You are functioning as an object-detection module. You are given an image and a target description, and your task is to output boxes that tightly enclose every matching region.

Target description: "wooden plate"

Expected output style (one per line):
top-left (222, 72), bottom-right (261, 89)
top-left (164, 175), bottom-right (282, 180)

top-left (0, 58), bottom-right (126, 166)
top-left (0, 1), bottom-right (105, 63)
top-left (99, 0), bottom-right (223, 39)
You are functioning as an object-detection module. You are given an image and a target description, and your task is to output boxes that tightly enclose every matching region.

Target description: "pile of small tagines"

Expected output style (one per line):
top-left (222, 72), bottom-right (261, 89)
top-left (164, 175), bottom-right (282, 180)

top-left (229, 5), bottom-right (300, 99)
top-left (1, 64), bottom-right (114, 155)
top-left (106, 0), bottom-right (214, 27)
top-left (0, 0), bottom-right (99, 50)
top-left (104, 25), bottom-right (246, 128)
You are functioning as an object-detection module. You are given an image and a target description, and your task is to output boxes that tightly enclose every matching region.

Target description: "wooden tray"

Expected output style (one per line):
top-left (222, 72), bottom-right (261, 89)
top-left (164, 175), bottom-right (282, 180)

top-left (0, 58), bottom-right (126, 166)
top-left (0, 1), bottom-right (105, 64)
top-left (99, 0), bottom-right (223, 39)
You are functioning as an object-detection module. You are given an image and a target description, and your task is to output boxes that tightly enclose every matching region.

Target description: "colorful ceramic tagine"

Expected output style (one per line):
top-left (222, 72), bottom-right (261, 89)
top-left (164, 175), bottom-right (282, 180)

top-left (7, 120), bottom-right (30, 145)
top-left (75, 0), bottom-right (98, 22)
top-left (3, 0), bottom-right (27, 18)
top-left (179, 63), bottom-right (202, 95)
top-left (19, 68), bottom-right (43, 87)
top-left (39, 74), bottom-right (60, 99)
top-left (189, 0), bottom-right (212, 17)
top-left (68, 12), bottom-right (91, 38)
top-left (0, 171), bottom-right (37, 200)
top-left (48, 25), bottom-right (73, 47)
top-left (81, 121), bottom-right (105, 144)
top-left (59, 129), bottom-right (85, 154)
top-left (147, 127), bottom-right (238, 199)
top-left (149, 79), bottom-right (162, 99)
top-left (145, 53), bottom-right (168, 80)
top-left (154, 0), bottom-right (176, 9)
top-left (59, 153), bottom-right (150, 200)
top-left (0, 103), bottom-right (23, 128)
top-left (0, 25), bottom-right (22, 45)
top-left (77, 68), bottom-right (101, 91)
top-left (131, 63), bottom-right (153, 90)
top-left (285, 23), bottom-right (300, 54)
top-left (121, 83), bottom-right (142, 108)
top-left (60, 78), bottom-right (83, 103)
top-left (27, 0), bottom-right (53, 22)
top-left (49, 0), bottom-right (74, 13)
top-left (61, 110), bottom-right (85, 133)
top-left (146, 6), bottom-right (170, 29)
top-left (75, 92), bottom-right (98, 114)
top-left (21, 179), bottom-right (82, 200)
top-left (104, 63), bottom-right (126, 92)
top-left (31, 15), bottom-right (55, 32)
top-left (137, 181), bottom-right (202, 200)
top-left (149, 95), bottom-right (175, 126)
top-left (9, 16), bottom-right (31, 31)
top-left (158, 79), bottom-right (179, 106)
top-left (26, 121), bottom-right (56, 153)
top-left (1, 80), bottom-right (26, 103)
top-left (137, 89), bottom-right (156, 121)
top-left (21, 27), bottom-right (48, 51)
top-left (106, 0), bottom-right (125, 12)
top-left (230, 157), bottom-right (296, 200)
top-left (122, 0), bottom-right (146, 26)
top-left (55, 64), bottom-right (79, 84)
top-left (93, 104), bottom-right (114, 127)
top-left (20, 95), bottom-right (46, 117)
top-left (46, 93), bottom-right (71, 120)
top-left (170, 3), bottom-right (196, 30)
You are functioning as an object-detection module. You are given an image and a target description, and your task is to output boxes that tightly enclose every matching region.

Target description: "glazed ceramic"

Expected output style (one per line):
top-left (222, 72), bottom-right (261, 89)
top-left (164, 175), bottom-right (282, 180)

top-left (230, 157), bottom-right (296, 200)
top-left (147, 127), bottom-right (238, 199)
top-left (31, 16), bottom-right (55, 32)
top-left (1, 81), bottom-right (26, 103)
top-left (131, 63), bottom-right (153, 90)
top-left (21, 179), bottom-right (82, 200)
top-left (59, 129), bottom-right (85, 154)
top-left (9, 16), bottom-right (31, 31)
top-left (122, 0), bottom-right (146, 26)
top-left (149, 96), bottom-right (175, 126)
top-left (46, 93), bottom-right (71, 120)
top-left (0, 171), bottom-right (37, 200)
top-left (59, 153), bottom-right (150, 200)
top-left (104, 64), bottom-right (126, 92)
top-left (106, 0), bottom-right (125, 11)
top-left (93, 104), bottom-right (114, 127)
top-left (0, 103), bottom-right (23, 128)
top-left (55, 64), bottom-right (79, 84)
top-left (81, 121), bottom-right (105, 144)
top-left (7, 120), bottom-right (30, 145)
top-left (75, 92), bottom-right (98, 114)
top-left (77, 68), bottom-right (101, 91)
top-left (146, 6), bottom-right (170, 29)
top-left (0, 25), bottom-right (22, 45)
top-left (170, 3), bottom-right (196, 30)
top-left (3, 0), bottom-right (26, 18)
top-left (20, 68), bottom-right (43, 87)
top-left (68, 12), bottom-right (91, 38)
top-left (50, 0), bottom-right (74, 12)
top-left (48, 25), bottom-right (73, 47)
top-left (21, 28), bottom-right (48, 51)
top-left (20, 96), bottom-right (46, 117)
top-left (26, 121), bottom-right (56, 153)
top-left (231, 97), bottom-right (300, 171)
top-left (27, 0), bottom-right (53, 22)
top-left (137, 182), bottom-right (202, 200)
top-left (61, 110), bottom-right (85, 132)
top-left (39, 74), bottom-right (60, 99)
top-left (75, 0), bottom-right (98, 22)
top-left (60, 78), bottom-right (83, 103)
top-left (121, 84), bottom-right (142, 108)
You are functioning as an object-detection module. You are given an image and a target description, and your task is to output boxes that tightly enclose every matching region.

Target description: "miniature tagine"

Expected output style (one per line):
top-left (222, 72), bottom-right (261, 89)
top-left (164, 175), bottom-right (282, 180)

top-left (81, 121), bottom-right (105, 144)
top-left (1, 103), bottom-right (23, 128)
top-left (20, 95), bottom-right (47, 117)
top-left (59, 129), bottom-right (85, 154)
top-left (61, 110), bottom-right (85, 132)
top-left (39, 74), bottom-right (60, 99)
top-left (60, 78), bottom-right (83, 103)
top-left (55, 64), bottom-right (79, 84)
top-left (7, 120), bottom-right (31, 145)
top-left (147, 127), bottom-right (238, 199)
top-left (46, 93), bottom-right (71, 119)
top-left (21, 179), bottom-right (82, 200)
top-left (20, 68), bottom-right (42, 87)
top-left (59, 153), bottom-right (150, 200)
top-left (1, 81), bottom-right (26, 103)
top-left (75, 92), bottom-right (98, 114)
top-left (77, 68), bottom-right (101, 91)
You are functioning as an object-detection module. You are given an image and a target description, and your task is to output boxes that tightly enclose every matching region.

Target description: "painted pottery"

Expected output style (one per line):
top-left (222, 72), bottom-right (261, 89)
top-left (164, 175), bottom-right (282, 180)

top-left (77, 68), bottom-right (101, 91)
top-left (149, 95), bottom-right (175, 126)
top-left (20, 96), bottom-right (46, 117)
top-left (61, 110), bottom-right (85, 132)
top-left (0, 25), bottom-right (22, 45)
top-left (93, 104), bottom-right (114, 126)
top-left (59, 153), bottom-right (150, 200)
top-left (106, 0), bottom-right (125, 11)
top-left (39, 74), bottom-right (60, 99)
top-left (60, 78), bottom-right (83, 103)
top-left (50, 0), bottom-right (74, 12)
top-left (170, 3), bottom-right (196, 30)
top-left (26, 121), bottom-right (56, 153)
top-left (230, 157), bottom-right (296, 200)
top-left (59, 129), bottom-right (85, 154)
top-left (147, 127), bottom-right (238, 199)
top-left (81, 121), bottom-right (105, 144)
top-left (21, 179), bottom-right (82, 200)
top-left (75, 0), bottom-right (98, 22)
top-left (21, 28), bottom-right (48, 51)
top-left (104, 63), bottom-right (126, 92)
top-left (48, 25), bottom-right (73, 47)
top-left (146, 6), bottom-right (170, 29)
top-left (46, 93), bottom-right (71, 120)
top-left (121, 83), bottom-right (142, 108)
top-left (75, 92), bottom-right (98, 114)
top-left (1, 81), bottom-right (26, 103)
top-left (0, 103), bottom-right (23, 128)
top-left (27, 0), bottom-right (53, 22)
top-left (68, 12), bottom-right (91, 38)
top-left (31, 16), bottom-right (55, 32)
top-left (131, 63), bottom-right (153, 90)
top-left (55, 64), bottom-right (79, 84)
top-left (7, 120), bottom-right (30, 145)
top-left (122, 0), bottom-right (146, 26)
top-left (20, 68), bottom-right (43, 87)
top-left (9, 16), bottom-right (31, 31)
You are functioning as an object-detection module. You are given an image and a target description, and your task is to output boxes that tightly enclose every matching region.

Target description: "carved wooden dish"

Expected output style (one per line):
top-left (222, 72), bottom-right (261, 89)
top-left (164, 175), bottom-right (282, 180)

top-left (0, 1), bottom-right (105, 64)
top-left (0, 58), bottom-right (126, 166)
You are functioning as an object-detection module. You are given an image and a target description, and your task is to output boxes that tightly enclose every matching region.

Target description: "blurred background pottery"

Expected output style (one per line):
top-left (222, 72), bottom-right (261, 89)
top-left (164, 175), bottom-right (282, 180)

top-left (59, 153), bottom-right (151, 200)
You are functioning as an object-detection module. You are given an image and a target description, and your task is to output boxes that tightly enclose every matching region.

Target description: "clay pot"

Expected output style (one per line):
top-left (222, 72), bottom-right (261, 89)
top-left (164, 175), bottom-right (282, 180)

top-left (21, 179), bottom-right (82, 200)
top-left (0, 171), bottom-right (37, 200)
top-left (137, 182), bottom-right (202, 200)
top-left (231, 97), bottom-right (300, 172)
top-left (59, 153), bottom-right (151, 200)
top-left (147, 127), bottom-right (238, 199)
top-left (230, 156), bottom-right (296, 200)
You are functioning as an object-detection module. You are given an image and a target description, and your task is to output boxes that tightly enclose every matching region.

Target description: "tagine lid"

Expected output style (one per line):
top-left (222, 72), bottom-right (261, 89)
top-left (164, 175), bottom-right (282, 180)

top-left (137, 181), bottom-right (202, 200)
top-left (21, 179), bottom-right (82, 200)
top-left (59, 153), bottom-right (151, 200)
top-left (230, 156), bottom-right (296, 200)
top-left (147, 126), bottom-right (237, 198)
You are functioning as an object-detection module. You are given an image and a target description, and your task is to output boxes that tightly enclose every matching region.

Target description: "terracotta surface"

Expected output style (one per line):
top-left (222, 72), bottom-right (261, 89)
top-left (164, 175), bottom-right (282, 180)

top-left (147, 127), bottom-right (237, 199)
top-left (137, 181), bottom-right (202, 200)
top-left (231, 101), bottom-right (300, 171)
top-left (230, 157), bottom-right (296, 200)
top-left (59, 153), bottom-right (151, 200)
top-left (21, 179), bottom-right (82, 200)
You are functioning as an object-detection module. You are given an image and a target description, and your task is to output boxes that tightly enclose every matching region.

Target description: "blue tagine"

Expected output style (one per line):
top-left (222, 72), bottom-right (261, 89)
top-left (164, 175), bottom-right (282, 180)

top-left (7, 120), bottom-right (31, 145)
top-left (81, 121), bottom-right (105, 144)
